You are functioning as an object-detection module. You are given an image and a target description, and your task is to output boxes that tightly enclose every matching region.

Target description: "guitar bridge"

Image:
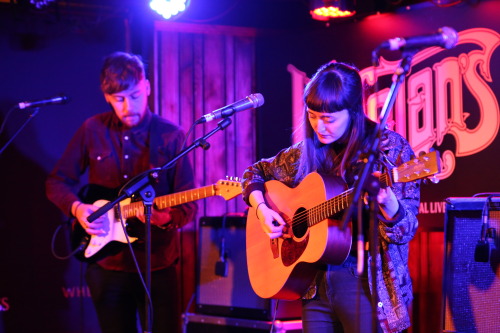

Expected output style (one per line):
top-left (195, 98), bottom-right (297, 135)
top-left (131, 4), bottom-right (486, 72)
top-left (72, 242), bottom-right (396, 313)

top-left (270, 238), bottom-right (279, 259)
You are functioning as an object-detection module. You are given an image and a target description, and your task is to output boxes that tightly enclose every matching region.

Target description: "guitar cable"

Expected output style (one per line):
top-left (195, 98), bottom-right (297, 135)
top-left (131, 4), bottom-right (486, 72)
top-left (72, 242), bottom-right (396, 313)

top-left (50, 218), bottom-right (90, 333)
top-left (50, 220), bottom-right (87, 260)
top-left (49, 194), bottom-right (156, 326)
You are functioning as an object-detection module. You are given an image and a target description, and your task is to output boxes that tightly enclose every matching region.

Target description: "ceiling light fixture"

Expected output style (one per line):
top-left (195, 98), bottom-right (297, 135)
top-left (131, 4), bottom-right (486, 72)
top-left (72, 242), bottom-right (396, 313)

top-left (149, 0), bottom-right (189, 20)
top-left (310, 0), bottom-right (356, 21)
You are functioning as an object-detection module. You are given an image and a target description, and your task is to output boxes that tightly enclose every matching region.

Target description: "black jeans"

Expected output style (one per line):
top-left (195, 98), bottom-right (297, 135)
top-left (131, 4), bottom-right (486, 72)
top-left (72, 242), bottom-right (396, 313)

top-left (302, 256), bottom-right (382, 333)
top-left (86, 263), bottom-right (180, 333)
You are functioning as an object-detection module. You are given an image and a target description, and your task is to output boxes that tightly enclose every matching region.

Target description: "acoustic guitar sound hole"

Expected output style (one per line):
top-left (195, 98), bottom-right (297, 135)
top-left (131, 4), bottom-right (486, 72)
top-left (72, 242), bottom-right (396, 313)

top-left (292, 207), bottom-right (308, 238)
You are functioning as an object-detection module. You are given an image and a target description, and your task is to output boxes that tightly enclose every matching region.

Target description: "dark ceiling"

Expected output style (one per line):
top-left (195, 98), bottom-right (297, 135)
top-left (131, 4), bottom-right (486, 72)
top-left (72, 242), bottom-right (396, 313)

top-left (1, 0), bottom-right (442, 31)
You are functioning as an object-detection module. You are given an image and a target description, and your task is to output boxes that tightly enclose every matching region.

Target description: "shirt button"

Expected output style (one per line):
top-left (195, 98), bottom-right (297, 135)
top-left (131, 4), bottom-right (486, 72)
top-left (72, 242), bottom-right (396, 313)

top-left (124, 155), bottom-right (129, 159)
top-left (124, 136), bottom-right (129, 141)
top-left (97, 156), bottom-right (102, 161)
top-left (123, 175), bottom-right (128, 179)
top-left (378, 302), bottom-right (383, 308)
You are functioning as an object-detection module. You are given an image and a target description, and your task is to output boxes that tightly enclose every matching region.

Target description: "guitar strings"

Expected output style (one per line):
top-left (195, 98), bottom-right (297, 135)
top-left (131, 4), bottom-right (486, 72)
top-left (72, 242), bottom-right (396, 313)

top-left (280, 173), bottom-right (388, 230)
top-left (280, 189), bottom-right (351, 229)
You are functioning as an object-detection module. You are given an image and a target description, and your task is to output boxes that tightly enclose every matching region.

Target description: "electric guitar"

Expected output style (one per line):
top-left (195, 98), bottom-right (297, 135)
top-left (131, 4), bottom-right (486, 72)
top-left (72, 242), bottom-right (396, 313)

top-left (72, 179), bottom-right (242, 261)
top-left (246, 151), bottom-right (440, 300)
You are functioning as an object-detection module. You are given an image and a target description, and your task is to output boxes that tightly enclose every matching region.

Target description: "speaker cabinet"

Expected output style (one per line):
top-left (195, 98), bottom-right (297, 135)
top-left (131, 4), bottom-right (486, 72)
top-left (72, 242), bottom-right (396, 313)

top-left (443, 197), bottom-right (500, 333)
top-left (196, 216), bottom-right (302, 321)
top-left (182, 313), bottom-right (302, 333)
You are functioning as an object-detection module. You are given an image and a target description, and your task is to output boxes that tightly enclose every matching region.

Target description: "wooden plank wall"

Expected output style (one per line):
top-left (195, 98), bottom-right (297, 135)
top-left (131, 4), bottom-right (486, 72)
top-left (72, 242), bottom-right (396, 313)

top-left (154, 21), bottom-right (256, 216)
top-left (153, 21), bottom-right (257, 314)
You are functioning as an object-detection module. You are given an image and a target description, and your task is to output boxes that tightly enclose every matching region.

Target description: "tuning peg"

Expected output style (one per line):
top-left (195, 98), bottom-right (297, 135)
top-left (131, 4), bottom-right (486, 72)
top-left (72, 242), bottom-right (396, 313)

top-left (428, 175), bottom-right (440, 184)
top-left (423, 176), bottom-right (440, 184)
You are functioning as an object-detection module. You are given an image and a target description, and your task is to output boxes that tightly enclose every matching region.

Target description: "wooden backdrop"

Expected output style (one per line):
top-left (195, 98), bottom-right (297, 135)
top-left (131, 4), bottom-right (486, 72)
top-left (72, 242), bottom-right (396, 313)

top-left (153, 21), bottom-right (257, 311)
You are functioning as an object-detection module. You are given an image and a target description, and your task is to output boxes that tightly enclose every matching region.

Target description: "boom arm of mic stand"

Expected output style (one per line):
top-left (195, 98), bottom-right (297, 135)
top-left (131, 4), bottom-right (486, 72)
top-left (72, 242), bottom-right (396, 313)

top-left (160, 117), bottom-right (232, 172)
top-left (87, 171), bottom-right (159, 222)
top-left (0, 107), bottom-right (40, 156)
top-left (87, 117), bottom-right (233, 223)
top-left (341, 49), bottom-right (417, 230)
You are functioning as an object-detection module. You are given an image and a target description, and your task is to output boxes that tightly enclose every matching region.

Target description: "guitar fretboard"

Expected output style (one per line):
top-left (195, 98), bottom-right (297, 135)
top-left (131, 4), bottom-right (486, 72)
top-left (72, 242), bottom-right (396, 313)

top-left (121, 185), bottom-right (217, 219)
top-left (307, 172), bottom-right (390, 227)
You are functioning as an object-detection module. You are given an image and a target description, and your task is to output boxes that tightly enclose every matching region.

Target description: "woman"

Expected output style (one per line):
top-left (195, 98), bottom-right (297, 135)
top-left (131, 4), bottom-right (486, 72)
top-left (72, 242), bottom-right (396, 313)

top-left (242, 61), bottom-right (420, 333)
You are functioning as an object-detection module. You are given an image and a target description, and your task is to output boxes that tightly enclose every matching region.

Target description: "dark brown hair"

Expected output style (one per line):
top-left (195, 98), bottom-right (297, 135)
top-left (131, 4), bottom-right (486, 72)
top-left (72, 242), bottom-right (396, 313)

top-left (295, 61), bottom-right (376, 182)
top-left (100, 51), bottom-right (146, 94)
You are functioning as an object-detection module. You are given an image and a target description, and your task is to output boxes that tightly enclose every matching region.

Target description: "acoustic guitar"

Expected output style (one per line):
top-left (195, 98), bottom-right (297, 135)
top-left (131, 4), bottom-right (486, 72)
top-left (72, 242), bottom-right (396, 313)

top-left (246, 151), bottom-right (440, 300)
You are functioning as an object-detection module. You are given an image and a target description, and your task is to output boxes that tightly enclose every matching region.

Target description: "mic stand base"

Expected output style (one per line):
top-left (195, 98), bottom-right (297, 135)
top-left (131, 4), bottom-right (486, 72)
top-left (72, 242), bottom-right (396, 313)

top-left (138, 185), bottom-right (154, 333)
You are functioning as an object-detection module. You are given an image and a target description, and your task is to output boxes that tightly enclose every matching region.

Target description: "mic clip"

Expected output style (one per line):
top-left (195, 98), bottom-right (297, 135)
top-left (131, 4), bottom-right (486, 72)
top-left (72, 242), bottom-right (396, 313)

top-left (215, 216), bottom-right (229, 277)
top-left (474, 228), bottom-right (497, 263)
top-left (215, 252), bottom-right (228, 277)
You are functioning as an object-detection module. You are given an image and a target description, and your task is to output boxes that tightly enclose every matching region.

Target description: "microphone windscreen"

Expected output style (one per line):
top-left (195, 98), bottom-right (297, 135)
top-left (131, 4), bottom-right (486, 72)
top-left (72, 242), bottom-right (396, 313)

top-left (440, 26), bottom-right (459, 49)
top-left (249, 93), bottom-right (265, 108)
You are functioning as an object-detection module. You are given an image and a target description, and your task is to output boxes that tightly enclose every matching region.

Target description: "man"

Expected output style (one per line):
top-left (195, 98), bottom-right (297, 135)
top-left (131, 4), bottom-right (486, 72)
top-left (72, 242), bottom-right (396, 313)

top-left (46, 51), bottom-right (196, 333)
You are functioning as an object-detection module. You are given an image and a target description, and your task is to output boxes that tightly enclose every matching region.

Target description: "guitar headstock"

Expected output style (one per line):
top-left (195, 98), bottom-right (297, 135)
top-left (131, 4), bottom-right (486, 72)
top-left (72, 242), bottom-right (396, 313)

top-left (215, 177), bottom-right (242, 200)
top-left (393, 150), bottom-right (441, 183)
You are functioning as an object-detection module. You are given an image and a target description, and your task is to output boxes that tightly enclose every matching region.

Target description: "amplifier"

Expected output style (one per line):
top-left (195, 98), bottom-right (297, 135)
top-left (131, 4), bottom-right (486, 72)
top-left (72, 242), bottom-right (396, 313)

top-left (196, 216), bottom-right (302, 321)
top-left (442, 197), bottom-right (500, 333)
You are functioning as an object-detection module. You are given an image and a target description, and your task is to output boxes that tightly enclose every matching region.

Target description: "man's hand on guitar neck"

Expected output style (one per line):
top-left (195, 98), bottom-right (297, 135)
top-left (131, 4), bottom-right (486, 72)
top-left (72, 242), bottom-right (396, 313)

top-left (72, 201), bottom-right (107, 236)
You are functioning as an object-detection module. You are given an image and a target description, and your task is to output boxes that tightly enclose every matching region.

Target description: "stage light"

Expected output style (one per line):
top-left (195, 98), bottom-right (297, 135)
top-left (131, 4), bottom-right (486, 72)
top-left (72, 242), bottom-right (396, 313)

top-left (29, 0), bottom-right (56, 9)
top-left (310, 0), bottom-right (356, 21)
top-left (149, 0), bottom-right (189, 20)
top-left (432, 0), bottom-right (463, 6)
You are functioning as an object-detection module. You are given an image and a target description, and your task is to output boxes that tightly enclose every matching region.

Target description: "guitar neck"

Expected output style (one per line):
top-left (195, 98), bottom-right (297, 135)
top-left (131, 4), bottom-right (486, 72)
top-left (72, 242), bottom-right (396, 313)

top-left (121, 184), bottom-right (217, 219)
top-left (308, 171), bottom-right (391, 226)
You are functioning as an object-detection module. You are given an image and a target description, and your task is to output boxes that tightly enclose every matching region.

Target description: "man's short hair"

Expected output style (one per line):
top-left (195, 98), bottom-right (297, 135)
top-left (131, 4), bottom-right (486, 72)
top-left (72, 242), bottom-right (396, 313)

top-left (100, 51), bottom-right (146, 94)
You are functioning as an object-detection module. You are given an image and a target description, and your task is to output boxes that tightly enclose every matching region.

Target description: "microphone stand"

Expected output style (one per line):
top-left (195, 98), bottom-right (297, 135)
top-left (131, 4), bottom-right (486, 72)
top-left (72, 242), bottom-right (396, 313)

top-left (0, 106), bottom-right (40, 155)
top-left (87, 117), bottom-right (233, 333)
top-left (340, 48), bottom-right (418, 333)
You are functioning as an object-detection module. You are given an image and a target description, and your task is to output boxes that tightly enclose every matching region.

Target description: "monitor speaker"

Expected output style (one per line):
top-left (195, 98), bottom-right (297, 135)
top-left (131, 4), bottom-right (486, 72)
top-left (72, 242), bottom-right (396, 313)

top-left (196, 216), bottom-right (302, 321)
top-left (443, 197), bottom-right (500, 333)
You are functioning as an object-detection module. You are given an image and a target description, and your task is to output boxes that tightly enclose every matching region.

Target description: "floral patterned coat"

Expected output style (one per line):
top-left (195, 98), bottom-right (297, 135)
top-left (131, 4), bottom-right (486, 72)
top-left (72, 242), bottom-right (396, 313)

top-left (241, 129), bottom-right (420, 333)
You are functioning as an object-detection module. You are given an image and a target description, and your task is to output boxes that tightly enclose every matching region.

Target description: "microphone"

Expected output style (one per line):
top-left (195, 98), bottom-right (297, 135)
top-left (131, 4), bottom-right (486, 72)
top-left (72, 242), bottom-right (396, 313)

top-left (18, 95), bottom-right (69, 110)
top-left (474, 196), bottom-right (497, 262)
top-left (195, 93), bottom-right (264, 124)
top-left (215, 236), bottom-right (228, 277)
top-left (377, 26), bottom-right (459, 51)
top-left (215, 216), bottom-right (229, 277)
